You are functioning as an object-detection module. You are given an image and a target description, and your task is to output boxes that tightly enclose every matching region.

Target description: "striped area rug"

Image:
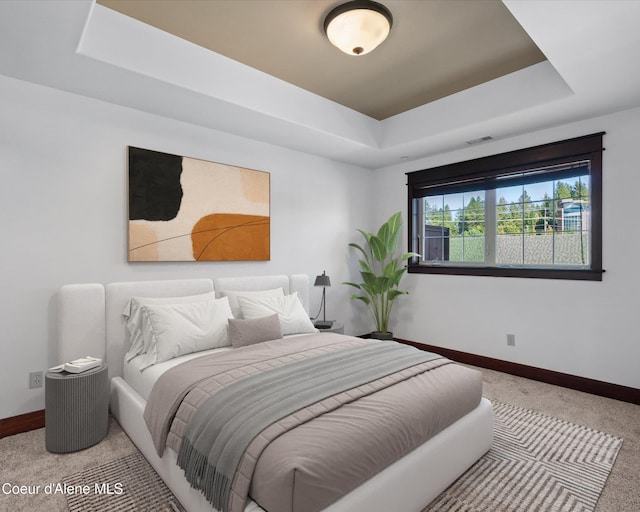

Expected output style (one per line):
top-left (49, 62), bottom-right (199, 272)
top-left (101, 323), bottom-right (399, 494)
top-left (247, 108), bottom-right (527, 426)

top-left (425, 401), bottom-right (622, 512)
top-left (65, 452), bottom-right (185, 512)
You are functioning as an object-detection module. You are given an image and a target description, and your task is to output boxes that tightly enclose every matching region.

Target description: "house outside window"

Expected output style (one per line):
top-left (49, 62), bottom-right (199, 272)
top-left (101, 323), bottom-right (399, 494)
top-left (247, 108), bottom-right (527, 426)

top-left (406, 133), bottom-right (604, 281)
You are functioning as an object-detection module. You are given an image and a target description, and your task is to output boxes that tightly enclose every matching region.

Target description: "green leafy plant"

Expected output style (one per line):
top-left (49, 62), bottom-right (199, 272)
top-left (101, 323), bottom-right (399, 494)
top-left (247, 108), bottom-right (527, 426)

top-left (344, 212), bottom-right (418, 335)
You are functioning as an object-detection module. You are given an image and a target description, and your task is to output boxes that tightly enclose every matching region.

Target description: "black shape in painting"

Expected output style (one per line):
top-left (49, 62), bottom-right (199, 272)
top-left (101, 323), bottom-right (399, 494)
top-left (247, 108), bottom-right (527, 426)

top-left (129, 147), bottom-right (183, 221)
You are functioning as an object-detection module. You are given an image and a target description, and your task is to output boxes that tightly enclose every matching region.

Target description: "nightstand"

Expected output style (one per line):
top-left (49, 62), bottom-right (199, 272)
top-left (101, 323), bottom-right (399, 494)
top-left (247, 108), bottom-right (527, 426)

top-left (318, 322), bottom-right (344, 334)
top-left (45, 364), bottom-right (108, 453)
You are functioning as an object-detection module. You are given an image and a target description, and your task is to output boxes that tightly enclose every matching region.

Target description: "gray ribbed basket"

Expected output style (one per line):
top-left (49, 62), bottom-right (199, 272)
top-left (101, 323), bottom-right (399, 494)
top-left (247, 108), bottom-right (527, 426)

top-left (45, 364), bottom-right (108, 453)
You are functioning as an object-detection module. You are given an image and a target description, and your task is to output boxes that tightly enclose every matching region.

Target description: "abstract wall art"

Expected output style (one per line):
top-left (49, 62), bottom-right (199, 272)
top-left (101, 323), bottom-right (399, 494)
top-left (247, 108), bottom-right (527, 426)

top-left (128, 147), bottom-right (270, 261)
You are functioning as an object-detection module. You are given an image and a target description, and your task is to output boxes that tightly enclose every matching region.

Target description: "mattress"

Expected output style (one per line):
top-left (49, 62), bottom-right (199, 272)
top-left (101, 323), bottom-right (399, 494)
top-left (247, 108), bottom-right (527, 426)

top-left (123, 347), bottom-right (232, 400)
top-left (123, 334), bottom-right (313, 400)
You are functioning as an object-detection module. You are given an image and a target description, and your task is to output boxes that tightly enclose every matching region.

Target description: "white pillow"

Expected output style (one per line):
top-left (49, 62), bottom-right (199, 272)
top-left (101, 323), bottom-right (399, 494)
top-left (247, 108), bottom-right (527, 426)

top-left (237, 293), bottom-right (317, 336)
top-left (123, 292), bottom-right (216, 362)
top-left (135, 296), bottom-right (233, 371)
top-left (220, 287), bottom-right (285, 318)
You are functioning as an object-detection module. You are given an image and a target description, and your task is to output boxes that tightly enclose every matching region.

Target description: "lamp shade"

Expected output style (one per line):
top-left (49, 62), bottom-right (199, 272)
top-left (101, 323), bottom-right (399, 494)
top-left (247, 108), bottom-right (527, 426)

top-left (314, 271), bottom-right (331, 287)
top-left (324, 1), bottom-right (393, 56)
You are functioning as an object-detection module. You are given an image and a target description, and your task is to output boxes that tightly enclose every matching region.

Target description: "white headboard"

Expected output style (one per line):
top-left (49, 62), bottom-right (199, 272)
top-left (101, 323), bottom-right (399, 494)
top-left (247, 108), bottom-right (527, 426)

top-left (58, 274), bottom-right (310, 381)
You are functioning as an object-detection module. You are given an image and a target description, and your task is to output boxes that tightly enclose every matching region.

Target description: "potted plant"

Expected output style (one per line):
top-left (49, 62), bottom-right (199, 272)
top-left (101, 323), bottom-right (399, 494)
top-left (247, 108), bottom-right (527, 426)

top-left (344, 211), bottom-right (418, 339)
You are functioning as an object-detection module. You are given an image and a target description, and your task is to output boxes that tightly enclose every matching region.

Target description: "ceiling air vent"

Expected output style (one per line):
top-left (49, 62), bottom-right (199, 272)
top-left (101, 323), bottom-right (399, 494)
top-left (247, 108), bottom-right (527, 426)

top-left (466, 136), bottom-right (494, 145)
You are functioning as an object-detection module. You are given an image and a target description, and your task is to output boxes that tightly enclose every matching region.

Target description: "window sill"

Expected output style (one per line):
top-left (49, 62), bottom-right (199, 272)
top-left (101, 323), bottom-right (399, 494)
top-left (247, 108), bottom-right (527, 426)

top-left (408, 263), bottom-right (604, 281)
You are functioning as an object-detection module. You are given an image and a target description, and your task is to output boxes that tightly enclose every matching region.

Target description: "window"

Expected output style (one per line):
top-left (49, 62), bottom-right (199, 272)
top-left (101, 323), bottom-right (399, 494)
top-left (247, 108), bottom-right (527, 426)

top-left (407, 133), bottom-right (604, 280)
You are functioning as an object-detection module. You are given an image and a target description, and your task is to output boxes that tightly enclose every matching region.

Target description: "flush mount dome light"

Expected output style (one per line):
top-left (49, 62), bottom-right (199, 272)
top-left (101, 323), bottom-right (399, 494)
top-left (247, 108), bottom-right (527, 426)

top-left (324, 0), bottom-right (393, 56)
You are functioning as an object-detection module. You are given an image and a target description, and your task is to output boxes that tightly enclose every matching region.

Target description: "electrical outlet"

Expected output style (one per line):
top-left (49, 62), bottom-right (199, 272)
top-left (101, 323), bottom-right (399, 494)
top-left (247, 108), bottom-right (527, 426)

top-left (506, 333), bottom-right (516, 347)
top-left (29, 371), bottom-right (43, 389)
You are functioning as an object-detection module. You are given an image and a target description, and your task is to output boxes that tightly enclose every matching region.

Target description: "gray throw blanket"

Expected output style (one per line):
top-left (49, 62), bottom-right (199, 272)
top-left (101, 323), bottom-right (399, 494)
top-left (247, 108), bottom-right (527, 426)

top-left (176, 341), bottom-right (439, 512)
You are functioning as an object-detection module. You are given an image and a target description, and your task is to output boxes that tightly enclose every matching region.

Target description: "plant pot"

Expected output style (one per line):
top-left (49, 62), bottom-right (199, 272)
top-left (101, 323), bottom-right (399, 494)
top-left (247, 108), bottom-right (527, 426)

top-left (371, 331), bottom-right (394, 340)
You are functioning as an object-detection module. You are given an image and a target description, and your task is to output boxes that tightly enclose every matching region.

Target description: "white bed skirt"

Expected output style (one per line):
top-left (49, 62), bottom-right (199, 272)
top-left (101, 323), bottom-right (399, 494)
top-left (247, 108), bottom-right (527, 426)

top-left (110, 376), bottom-right (493, 512)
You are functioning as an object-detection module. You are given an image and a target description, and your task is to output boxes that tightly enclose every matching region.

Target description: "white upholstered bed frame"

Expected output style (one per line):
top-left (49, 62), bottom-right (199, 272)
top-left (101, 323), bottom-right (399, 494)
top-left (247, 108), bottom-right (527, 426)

top-left (58, 274), bottom-right (493, 512)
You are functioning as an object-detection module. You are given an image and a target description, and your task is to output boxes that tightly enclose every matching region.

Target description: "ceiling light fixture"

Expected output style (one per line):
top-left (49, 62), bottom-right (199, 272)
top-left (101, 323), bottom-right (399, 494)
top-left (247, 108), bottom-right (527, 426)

top-left (324, 0), bottom-right (393, 56)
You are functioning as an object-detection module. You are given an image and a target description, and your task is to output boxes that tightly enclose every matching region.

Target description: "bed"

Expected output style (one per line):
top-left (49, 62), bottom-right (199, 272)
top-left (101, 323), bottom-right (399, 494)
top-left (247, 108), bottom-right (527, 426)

top-left (58, 274), bottom-right (493, 512)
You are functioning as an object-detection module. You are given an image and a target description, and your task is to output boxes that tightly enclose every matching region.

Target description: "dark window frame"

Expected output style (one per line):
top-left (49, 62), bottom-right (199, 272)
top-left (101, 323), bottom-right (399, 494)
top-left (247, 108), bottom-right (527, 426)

top-left (406, 132), bottom-right (604, 281)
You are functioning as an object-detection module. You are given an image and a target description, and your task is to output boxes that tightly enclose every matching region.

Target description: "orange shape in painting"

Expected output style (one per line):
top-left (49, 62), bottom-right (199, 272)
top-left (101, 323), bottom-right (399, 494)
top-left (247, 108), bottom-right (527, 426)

top-left (191, 213), bottom-right (270, 261)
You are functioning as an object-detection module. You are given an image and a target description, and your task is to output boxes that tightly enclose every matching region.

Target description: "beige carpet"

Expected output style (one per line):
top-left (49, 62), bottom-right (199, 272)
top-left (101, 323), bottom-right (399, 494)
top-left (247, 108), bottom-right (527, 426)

top-left (1, 366), bottom-right (638, 511)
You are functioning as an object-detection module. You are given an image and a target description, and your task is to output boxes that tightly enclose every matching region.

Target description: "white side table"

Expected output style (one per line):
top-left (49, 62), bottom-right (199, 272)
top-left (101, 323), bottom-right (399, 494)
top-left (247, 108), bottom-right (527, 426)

top-left (45, 364), bottom-right (108, 453)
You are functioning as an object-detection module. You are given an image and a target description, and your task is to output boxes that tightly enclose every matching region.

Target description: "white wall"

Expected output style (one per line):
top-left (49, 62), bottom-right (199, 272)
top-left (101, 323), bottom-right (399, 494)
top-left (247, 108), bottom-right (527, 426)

top-left (373, 106), bottom-right (640, 390)
top-left (0, 74), bottom-right (374, 419)
top-left (4, 69), bottom-right (638, 420)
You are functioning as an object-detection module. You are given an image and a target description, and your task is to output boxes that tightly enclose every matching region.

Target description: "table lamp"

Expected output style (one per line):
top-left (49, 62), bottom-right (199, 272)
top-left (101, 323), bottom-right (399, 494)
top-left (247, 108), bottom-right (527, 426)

top-left (314, 271), bottom-right (333, 329)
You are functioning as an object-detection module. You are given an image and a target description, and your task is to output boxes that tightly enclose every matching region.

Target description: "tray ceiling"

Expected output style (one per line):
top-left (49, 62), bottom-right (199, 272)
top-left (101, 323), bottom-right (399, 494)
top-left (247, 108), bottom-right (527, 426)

top-left (97, 0), bottom-right (546, 120)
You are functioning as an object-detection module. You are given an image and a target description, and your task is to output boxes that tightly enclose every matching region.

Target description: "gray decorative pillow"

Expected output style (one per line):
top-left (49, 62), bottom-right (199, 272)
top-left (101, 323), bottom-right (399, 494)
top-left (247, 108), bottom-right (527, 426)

top-left (228, 313), bottom-right (283, 348)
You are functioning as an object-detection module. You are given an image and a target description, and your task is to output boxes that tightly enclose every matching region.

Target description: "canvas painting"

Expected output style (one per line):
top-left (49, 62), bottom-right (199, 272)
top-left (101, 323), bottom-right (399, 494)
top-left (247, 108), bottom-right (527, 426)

top-left (128, 147), bottom-right (270, 261)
